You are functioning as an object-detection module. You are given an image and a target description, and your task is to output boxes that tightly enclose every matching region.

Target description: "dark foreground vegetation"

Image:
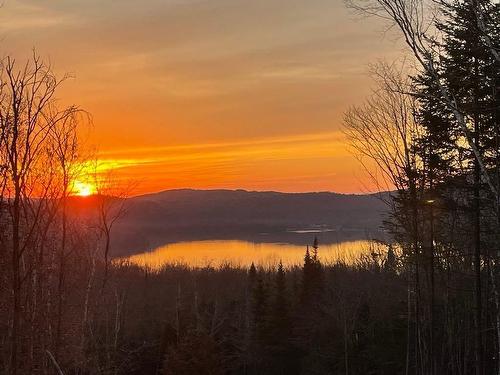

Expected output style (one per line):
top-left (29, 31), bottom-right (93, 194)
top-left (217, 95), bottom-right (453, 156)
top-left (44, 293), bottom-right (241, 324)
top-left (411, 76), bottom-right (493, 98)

top-left (45, 246), bottom-right (410, 375)
top-left (2, 232), bottom-right (409, 375)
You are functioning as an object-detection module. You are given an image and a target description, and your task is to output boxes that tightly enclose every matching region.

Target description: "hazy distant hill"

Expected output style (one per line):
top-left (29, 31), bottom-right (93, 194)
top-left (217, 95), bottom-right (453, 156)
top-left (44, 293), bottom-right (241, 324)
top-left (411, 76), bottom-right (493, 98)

top-left (111, 189), bottom-right (389, 256)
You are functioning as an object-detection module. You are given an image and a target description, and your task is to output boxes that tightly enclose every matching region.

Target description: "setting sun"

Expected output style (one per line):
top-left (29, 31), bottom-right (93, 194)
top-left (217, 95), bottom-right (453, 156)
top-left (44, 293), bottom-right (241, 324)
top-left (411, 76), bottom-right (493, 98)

top-left (71, 180), bottom-right (96, 197)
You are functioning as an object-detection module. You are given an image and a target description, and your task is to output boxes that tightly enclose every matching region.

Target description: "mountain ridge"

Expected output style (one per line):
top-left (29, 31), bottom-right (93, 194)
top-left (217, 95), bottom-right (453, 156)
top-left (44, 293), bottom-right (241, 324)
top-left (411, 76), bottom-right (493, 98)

top-left (131, 188), bottom-right (386, 199)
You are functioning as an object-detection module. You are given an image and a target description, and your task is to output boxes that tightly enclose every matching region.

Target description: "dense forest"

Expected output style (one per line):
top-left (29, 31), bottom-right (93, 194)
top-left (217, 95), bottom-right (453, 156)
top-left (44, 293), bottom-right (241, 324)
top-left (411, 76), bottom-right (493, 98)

top-left (0, 0), bottom-right (499, 374)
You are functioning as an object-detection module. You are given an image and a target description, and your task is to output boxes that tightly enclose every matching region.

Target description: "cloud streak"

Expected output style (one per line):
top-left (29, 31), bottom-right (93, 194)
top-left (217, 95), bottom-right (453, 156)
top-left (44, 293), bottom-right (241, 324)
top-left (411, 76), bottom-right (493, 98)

top-left (0, 0), bottom-right (399, 192)
top-left (88, 131), bottom-right (371, 194)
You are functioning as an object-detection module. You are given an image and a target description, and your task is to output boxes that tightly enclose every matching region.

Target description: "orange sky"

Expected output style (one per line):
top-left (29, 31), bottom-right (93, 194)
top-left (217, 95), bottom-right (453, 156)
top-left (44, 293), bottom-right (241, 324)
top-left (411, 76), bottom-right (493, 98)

top-left (0, 0), bottom-right (401, 195)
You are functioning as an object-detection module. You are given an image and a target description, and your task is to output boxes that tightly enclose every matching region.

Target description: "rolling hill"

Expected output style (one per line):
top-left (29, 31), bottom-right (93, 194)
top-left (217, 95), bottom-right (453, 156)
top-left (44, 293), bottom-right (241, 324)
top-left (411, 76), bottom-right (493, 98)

top-left (110, 189), bottom-right (389, 256)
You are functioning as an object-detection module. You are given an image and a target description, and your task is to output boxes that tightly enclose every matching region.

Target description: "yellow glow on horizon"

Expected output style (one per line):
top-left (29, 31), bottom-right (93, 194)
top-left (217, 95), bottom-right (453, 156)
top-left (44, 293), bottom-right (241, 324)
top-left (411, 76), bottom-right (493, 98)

top-left (80, 131), bottom-right (379, 195)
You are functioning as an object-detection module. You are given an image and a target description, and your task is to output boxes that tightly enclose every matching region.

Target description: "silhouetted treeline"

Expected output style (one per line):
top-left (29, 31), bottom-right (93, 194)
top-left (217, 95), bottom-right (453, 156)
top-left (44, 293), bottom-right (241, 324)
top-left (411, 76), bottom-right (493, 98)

top-left (345, 0), bottom-right (500, 374)
top-left (21, 243), bottom-right (405, 375)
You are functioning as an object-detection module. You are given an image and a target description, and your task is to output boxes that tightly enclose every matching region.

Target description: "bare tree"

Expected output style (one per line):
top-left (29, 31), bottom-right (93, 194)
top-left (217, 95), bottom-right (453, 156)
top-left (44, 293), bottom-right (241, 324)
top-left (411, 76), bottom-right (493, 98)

top-left (90, 165), bottom-right (132, 288)
top-left (346, 0), bottom-right (498, 199)
top-left (344, 2), bottom-right (499, 373)
top-left (48, 108), bottom-right (89, 356)
top-left (344, 60), bottom-right (425, 374)
top-left (0, 53), bottom-right (84, 374)
top-left (344, 61), bottom-right (421, 193)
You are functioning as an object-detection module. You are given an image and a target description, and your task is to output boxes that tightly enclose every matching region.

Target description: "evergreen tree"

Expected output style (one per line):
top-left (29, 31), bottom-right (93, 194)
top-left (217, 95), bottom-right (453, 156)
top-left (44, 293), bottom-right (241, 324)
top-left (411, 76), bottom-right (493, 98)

top-left (251, 273), bottom-right (269, 346)
top-left (270, 261), bottom-right (290, 339)
top-left (248, 262), bottom-right (257, 288)
top-left (267, 261), bottom-right (297, 374)
top-left (410, 1), bottom-right (500, 372)
top-left (252, 276), bottom-right (267, 320)
top-left (384, 246), bottom-right (397, 273)
top-left (303, 238), bottom-right (324, 302)
top-left (311, 236), bottom-right (323, 287)
top-left (301, 246), bottom-right (315, 304)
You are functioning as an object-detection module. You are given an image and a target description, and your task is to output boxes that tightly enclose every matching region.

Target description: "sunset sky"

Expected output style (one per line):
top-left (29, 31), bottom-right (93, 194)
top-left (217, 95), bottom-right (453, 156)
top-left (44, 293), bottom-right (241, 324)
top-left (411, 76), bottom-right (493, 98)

top-left (0, 0), bottom-right (401, 195)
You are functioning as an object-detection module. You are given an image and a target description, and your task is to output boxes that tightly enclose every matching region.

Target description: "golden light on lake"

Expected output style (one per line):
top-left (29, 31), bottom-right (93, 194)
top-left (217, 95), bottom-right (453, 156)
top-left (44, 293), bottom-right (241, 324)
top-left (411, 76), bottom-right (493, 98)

top-left (119, 239), bottom-right (375, 270)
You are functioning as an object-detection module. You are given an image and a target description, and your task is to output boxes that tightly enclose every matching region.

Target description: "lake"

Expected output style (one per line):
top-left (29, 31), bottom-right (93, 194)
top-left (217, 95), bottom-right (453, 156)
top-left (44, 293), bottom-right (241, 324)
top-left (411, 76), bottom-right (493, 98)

top-left (120, 239), bottom-right (378, 269)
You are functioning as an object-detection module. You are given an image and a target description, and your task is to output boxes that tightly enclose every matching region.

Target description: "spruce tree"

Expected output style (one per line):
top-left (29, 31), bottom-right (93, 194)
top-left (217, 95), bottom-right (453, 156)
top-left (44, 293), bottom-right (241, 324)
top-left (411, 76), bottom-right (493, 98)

top-left (301, 246), bottom-right (314, 303)
top-left (271, 261), bottom-right (290, 339)
top-left (267, 261), bottom-right (295, 373)
top-left (248, 262), bottom-right (257, 287)
top-left (384, 246), bottom-right (397, 273)
top-left (411, 1), bottom-right (500, 372)
top-left (301, 240), bottom-right (324, 305)
top-left (251, 273), bottom-right (268, 344)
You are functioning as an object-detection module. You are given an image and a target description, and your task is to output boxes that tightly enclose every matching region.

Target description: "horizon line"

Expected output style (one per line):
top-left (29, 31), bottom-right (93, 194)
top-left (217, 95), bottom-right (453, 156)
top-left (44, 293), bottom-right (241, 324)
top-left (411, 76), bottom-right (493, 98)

top-left (127, 187), bottom-right (391, 199)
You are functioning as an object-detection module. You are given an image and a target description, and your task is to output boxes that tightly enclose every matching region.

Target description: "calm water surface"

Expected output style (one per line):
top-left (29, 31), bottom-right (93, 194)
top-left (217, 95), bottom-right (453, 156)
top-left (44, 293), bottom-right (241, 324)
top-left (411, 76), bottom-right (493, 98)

top-left (121, 239), bottom-right (374, 269)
